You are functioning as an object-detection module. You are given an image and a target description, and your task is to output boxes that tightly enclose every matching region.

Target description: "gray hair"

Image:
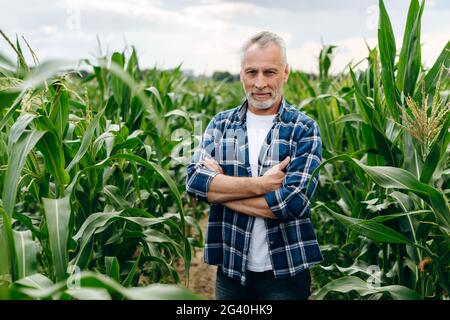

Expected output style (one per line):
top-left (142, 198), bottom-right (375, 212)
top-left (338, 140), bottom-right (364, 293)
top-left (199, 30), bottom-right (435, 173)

top-left (240, 31), bottom-right (287, 65)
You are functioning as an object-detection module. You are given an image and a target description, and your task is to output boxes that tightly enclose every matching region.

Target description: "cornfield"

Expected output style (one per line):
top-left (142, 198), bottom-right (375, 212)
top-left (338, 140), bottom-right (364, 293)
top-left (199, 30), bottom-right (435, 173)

top-left (0, 0), bottom-right (448, 300)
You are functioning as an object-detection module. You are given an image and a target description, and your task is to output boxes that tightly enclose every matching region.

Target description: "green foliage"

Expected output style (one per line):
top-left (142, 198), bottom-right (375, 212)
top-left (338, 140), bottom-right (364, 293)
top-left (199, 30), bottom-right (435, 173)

top-left (0, 35), bottom-right (235, 299)
top-left (0, 0), bottom-right (448, 300)
top-left (301, 0), bottom-right (449, 300)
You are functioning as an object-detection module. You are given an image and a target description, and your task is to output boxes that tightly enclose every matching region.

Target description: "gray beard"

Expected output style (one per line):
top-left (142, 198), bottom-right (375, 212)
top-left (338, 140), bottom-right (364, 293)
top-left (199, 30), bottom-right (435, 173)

top-left (246, 92), bottom-right (279, 110)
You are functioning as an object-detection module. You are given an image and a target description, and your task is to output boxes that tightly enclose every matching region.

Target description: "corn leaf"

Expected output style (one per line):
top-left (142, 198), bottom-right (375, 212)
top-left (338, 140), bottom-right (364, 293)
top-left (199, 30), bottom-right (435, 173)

top-left (42, 196), bottom-right (71, 282)
top-left (66, 108), bottom-right (105, 172)
top-left (15, 271), bottom-right (201, 300)
top-left (110, 52), bottom-right (126, 108)
top-left (105, 256), bottom-right (120, 282)
top-left (318, 203), bottom-right (413, 244)
top-left (49, 86), bottom-right (69, 140)
top-left (396, 0), bottom-right (424, 96)
top-left (378, 0), bottom-right (400, 121)
top-left (14, 273), bottom-right (54, 290)
top-left (13, 230), bottom-right (38, 279)
top-left (420, 113), bottom-right (450, 184)
top-left (314, 276), bottom-right (421, 300)
top-left (414, 41), bottom-right (450, 100)
top-left (7, 112), bottom-right (36, 153)
top-left (65, 288), bottom-right (111, 300)
top-left (0, 207), bottom-right (17, 281)
top-left (2, 130), bottom-right (45, 217)
top-left (309, 154), bottom-right (450, 234)
top-left (36, 130), bottom-right (68, 196)
top-left (122, 255), bottom-right (141, 287)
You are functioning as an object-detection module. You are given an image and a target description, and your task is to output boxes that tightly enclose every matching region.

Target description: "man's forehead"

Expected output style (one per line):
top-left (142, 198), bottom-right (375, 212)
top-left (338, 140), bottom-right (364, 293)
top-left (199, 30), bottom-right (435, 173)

top-left (243, 65), bottom-right (280, 71)
top-left (241, 61), bottom-right (285, 70)
top-left (242, 43), bottom-right (285, 67)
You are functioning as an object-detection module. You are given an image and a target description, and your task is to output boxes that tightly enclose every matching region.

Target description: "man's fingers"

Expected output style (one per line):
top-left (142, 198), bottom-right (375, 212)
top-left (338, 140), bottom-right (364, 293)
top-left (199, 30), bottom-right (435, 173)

top-left (203, 158), bottom-right (223, 174)
top-left (278, 156), bottom-right (291, 170)
top-left (204, 158), bottom-right (218, 165)
top-left (203, 159), bottom-right (214, 168)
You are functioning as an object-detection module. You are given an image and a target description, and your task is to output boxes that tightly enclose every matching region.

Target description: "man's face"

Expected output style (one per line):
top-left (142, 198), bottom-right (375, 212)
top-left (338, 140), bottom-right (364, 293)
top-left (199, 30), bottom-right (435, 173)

top-left (240, 43), bottom-right (289, 110)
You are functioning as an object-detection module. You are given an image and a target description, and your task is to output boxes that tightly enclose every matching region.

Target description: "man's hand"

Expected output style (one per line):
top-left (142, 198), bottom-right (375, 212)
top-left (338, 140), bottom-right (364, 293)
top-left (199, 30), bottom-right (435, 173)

top-left (202, 158), bottom-right (224, 174)
top-left (204, 156), bottom-right (290, 203)
top-left (258, 156), bottom-right (290, 193)
top-left (219, 157), bottom-right (290, 219)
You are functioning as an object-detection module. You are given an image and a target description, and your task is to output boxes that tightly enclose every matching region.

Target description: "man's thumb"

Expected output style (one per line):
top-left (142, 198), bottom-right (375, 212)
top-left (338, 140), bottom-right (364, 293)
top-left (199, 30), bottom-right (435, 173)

top-left (278, 156), bottom-right (290, 170)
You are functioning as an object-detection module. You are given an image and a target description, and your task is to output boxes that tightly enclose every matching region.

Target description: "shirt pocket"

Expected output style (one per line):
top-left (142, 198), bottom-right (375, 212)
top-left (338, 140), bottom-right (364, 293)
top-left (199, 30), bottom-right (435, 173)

top-left (259, 142), bottom-right (292, 175)
top-left (217, 133), bottom-right (236, 161)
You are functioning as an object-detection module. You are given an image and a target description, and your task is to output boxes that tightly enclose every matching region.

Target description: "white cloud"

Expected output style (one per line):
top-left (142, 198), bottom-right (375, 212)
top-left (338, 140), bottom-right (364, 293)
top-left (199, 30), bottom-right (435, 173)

top-left (288, 37), bottom-right (378, 75)
top-left (288, 31), bottom-right (447, 75)
top-left (40, 25), bottom-right (59, 35)
top-left (420, 31), bottom-right (449, 68)
top-left (288, 41), bottom-right (324, 74)
top-left (0, 0), bottom-right (448, 75)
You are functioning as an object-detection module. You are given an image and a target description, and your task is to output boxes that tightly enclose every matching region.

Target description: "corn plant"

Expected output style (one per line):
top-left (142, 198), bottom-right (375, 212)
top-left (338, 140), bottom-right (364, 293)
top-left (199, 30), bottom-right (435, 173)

top-left (0, 34), bottom-right (209, 299)
top-left (0, 0), bottom-right (448, 300)
top-left (290, 0), bottom-right (449, 300)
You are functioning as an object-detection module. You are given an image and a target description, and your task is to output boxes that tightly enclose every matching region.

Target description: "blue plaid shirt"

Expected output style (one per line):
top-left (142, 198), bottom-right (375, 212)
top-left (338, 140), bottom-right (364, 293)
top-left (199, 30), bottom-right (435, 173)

top-left (186, 97), bottom-right (323, 285)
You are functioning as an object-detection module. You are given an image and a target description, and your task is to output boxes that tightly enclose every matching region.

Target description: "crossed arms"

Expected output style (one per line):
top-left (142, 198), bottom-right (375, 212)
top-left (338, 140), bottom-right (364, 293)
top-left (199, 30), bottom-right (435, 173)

top-left (185, 117), bottom-right (322, 222)
top-left (202, 157), bottom-right (290, 219)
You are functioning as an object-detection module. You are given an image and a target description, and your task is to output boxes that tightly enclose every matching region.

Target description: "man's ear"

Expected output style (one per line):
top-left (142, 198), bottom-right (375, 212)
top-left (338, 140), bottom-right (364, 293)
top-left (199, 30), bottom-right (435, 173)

top-left (284, 64), bottom-right (290, 83)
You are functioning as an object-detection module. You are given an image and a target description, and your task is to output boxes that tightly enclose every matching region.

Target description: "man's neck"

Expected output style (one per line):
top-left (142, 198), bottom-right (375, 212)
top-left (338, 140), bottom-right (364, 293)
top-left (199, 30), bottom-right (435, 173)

top-left (247, 96), bottom-right (282, 115)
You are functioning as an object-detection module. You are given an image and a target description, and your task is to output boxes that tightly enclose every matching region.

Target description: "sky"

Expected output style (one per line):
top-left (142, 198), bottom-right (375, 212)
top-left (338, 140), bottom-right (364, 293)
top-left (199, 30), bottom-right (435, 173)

top-left (0, 0), bottom-right (449, 75)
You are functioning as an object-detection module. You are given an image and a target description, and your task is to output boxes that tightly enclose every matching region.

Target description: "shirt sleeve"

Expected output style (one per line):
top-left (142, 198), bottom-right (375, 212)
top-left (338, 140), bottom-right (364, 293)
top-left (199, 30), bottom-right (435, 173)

top-left (185, 116), bottom-right (220, 203)
top-left (263, 120), bottom-right (322, 221)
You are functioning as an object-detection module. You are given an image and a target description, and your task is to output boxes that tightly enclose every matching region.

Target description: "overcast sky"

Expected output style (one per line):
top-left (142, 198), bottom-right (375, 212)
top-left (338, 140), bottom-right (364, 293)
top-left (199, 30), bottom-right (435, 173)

top-left (1, 0), bottom-right (449, 75)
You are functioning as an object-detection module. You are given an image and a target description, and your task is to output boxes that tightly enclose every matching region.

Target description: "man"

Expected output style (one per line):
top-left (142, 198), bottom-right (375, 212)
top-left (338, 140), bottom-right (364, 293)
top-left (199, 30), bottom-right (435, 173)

top-left (186, 31), bottom-right (323, 300)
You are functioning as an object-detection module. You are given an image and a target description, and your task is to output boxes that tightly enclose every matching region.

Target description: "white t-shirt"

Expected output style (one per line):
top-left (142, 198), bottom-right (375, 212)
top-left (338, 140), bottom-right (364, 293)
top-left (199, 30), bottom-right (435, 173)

top-left (246, 109), bottom-right (276, 272)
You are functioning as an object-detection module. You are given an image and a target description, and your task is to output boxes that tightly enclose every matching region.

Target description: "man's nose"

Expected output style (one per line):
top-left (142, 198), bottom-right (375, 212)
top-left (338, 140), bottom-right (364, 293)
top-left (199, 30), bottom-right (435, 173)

top-left (254, 74), bottom-right (267, 89)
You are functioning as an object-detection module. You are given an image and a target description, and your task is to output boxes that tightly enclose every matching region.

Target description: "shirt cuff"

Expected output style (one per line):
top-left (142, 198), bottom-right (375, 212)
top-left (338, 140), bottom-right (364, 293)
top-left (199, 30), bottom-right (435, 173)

top-left (263, 189), bottom-right (287, 221)
top-left (192, 166), bottom-right (219, 203)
